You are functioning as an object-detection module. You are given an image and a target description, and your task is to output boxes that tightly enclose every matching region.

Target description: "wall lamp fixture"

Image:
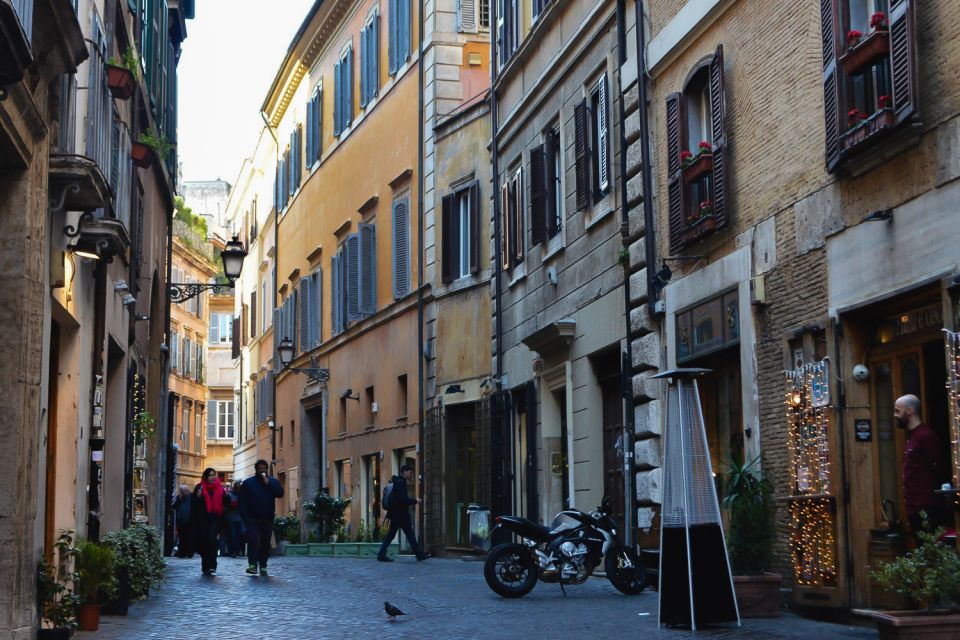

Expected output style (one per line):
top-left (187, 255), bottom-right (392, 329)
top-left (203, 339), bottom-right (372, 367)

top-left (278, 337), bottom-right (329, 383)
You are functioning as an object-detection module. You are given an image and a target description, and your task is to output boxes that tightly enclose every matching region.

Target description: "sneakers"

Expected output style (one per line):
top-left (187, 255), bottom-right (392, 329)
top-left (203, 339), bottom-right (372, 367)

top-left (245, 565), bottom-right (258, 575)
top-left (377, 556), bottom-right (394, 562)
top-left (259, 567), bottom-right (269, 576)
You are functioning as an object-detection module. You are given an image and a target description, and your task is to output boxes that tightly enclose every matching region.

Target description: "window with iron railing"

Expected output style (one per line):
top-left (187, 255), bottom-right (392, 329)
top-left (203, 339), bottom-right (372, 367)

top-left (86, 14), bottom-right (112, 185)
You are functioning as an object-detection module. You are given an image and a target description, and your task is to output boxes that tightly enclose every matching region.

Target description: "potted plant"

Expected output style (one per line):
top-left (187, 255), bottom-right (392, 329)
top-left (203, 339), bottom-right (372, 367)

top-left (682, 141), bottom-right (714, 180)
top-left (722, 456), bottom-right (782, 618)
top-left (105, 47), bottom-right (138, 100)
top-left (37, 532), bottom-right (79, 639)
top-left (102, 525), bottom-right (165, 604)
top-left (871, 520), bottom-right (960, 638)
top-left (130, 140), bottom-right (154, 168)
top-left (840, 25), bottom-right (889, 75)
top-left (870, 11), bottom-right (889, 31)
top-left (679, 149), bottom-right (694, 169)
top-left (133, 409), bottom-right (156, 447)
top-left (273, 515), bottom-right (301, 555)
top-left (303, 490), bottom-right (351, 543)
top-left (74, 540), bottom-right (117, 632)
top-left (847, 108), bottom-right (867, 129)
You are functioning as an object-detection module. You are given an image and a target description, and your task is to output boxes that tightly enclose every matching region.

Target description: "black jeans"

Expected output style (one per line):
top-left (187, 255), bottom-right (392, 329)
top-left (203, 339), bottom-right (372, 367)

top-left (199, 520), bottom-right (221, 572)
top-left (378, 516), bottom-right (422, 559)
top-left (245, 518), bottom-right (273, 567)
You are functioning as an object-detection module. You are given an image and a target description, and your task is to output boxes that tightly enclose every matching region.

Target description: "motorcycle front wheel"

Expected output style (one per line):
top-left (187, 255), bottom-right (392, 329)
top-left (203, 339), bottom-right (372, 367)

top-left (605, 548), bottom-right (646, 595)
top-left (484, 543), bottom-right (538, 598)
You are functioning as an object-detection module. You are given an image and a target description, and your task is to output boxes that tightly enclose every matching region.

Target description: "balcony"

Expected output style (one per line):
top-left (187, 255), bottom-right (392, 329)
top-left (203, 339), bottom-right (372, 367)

top-left (0, 0), bottom-right (33, 84)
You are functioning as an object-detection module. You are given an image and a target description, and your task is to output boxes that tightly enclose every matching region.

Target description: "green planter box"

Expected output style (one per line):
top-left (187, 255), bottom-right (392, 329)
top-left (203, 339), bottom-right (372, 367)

top-left (287, 542), bottom-right (399, 557)
top-left (308, 543), bottom-right (334, 556)
top-left (284, 544), bottom-right (310, 556)
top-left (333, 543), bottom-right (360, 556)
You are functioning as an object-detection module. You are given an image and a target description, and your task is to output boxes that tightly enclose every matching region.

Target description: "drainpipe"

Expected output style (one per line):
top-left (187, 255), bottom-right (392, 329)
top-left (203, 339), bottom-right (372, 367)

top-left (417, 0), bottom-right (426, 547)
top-left (490, 0), bottom-right (503, 391)
top-left (615, 0), bottom-right (636, 549)
top-left (635, 0), bottom-right (657, 319)
top-left (260, 112), bottom-right (280, 471)
top-left (162, 170), bottom-right (175, 555)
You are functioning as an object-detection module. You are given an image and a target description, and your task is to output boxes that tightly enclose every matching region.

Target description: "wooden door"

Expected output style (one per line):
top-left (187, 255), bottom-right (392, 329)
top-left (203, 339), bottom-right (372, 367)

top-left (601, 375), bottom-right (625, 530)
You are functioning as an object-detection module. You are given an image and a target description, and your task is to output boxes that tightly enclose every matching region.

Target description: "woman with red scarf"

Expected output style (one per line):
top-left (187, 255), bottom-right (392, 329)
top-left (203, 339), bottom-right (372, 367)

top-left (192, 468), bottom-right (229, 575)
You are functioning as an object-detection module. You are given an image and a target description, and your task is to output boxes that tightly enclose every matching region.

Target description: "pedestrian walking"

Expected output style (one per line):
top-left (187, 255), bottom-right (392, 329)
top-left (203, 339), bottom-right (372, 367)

top-left (377, 464), bottom-right (428, 562)
top-left (895, 394), bottom-right (950, 537)
top-left (221, 481), bottom-right (245, 558)
top-left (239, 459), bottom-right (284, 576)
top-left (193, 468), bottom-right (229, 575)
top-left (173, 484), bottom-right (194, 558)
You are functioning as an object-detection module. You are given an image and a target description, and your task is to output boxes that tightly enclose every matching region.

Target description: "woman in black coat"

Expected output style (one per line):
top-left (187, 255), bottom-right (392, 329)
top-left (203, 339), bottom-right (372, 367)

top-left (192, 468), bottom-right (230, 575)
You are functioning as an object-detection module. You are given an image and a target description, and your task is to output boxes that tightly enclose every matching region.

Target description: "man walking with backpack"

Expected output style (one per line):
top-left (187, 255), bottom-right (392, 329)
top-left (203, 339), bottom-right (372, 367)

top-left (377, 464), bottom-right (428, 562)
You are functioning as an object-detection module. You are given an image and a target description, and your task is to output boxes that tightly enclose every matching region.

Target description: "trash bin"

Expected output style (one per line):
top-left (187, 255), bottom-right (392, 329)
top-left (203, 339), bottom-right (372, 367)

top-left (466, 504), bottom-right (490, 551)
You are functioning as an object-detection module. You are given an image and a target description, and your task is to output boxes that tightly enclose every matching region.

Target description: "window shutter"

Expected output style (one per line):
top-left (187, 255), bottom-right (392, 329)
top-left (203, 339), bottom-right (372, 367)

top-left (345, 48), bottom-right (353, 128)
top-left (273, 308), bottom-right (281, 373)
top-left (459, 0), bottom-right (477, 32)
top-left (469, 182), bottom-right (480, 274)
top-left (441, 193), bottom-right (457, 283)
top-left (334, 60), bottom-right (341, 135)
top-left (331, 254), bottom-right (341, 335)
top-left (400, 0), bottom-right (410, 62)
top-left (372, 14), bottom-right (380, 98)
top-left (306, 99), bottom-right (313, 164)
top-left (316, 89), bottom-right (323, 160)
top-left (888, 0), bottom-right (917, 125)
top-left (207, 400), bottom-right (217, 438)
top-left (345, 234), bottom-right (361, 322)
top-left (708, 46), bottom-right (728, 229)
top-left (311, 270), bottom-right (322, 347)
top-left (529, 145), bottom-right (546, 247)
top-left (171, 331), bottom-right (178, 370)
top-left (393, 197), bottom-right (410, 297)
top-left (232, 316), bottom-right (240, 359)
top-left (574, 99), bottom-right (590, 211)
top-left (819, 0), bottom-right (841, 172)
top-left (210, 314), bottom-right (219, 343)
top-left (250, 290), bottom-right (257, 337)
top-left (360, 25), bottom-right (369, 107)
top-left (500, 181), bottom-right (510, 270)
top-left (545, 129), bottom-right (559, 236)
top-left (666, 92), bottom-right (686, 253)
top-left (512, 170), bottom-right (524, 266)
top-left (359, 223), bottom-right (377, 316)
top-left (291, 291), bottom-right (299, 355)
top-left (388, 0), bottom-right (398, 74)
top-left (596, 74), bottom-right (609, 196)
top-left (299, 278), bottom-right (310, 353)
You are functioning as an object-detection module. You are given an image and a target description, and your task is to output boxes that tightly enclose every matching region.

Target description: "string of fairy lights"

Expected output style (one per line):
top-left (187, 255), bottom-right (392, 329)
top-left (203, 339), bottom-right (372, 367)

top-left (784, 359), bottom-right (838, 587)
top-left (944, 329), bottom-right (960, 493)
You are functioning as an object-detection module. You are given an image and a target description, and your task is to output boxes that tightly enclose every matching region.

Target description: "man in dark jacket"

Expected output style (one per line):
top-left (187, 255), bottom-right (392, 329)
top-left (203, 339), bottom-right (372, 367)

top-left (377, 464), bottom-right (427, 562)
top-left (895, 394), bottom-right (949, 535)
top-left (240, 459), bottom-right (284, 576)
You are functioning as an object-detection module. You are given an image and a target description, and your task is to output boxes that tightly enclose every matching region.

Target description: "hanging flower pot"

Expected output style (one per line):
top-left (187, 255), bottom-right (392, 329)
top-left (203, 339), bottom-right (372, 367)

top-left (106, 64), bottom-right (136, 100)
top-left (131, 141), bottom-right (154, 168)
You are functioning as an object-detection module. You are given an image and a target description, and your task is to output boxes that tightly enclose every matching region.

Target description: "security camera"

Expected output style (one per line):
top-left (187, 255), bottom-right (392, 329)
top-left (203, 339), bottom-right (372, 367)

top-left (852, 364), bottom-right (869, 382)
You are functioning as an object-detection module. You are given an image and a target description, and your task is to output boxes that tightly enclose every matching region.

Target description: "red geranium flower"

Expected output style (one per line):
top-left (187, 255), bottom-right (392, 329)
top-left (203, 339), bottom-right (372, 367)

top-left (870, 12), bottom-right (888, 29)
top-left (698, 140), bottom-right (712, 151)
top-left (680, 150), bottom-right (693, 162)
top-left (699, 200), bottom-right (713, 210)
top-left (847, 29), bottom-right (863, 43)
top-left (878, 94), bottom-right (892, 109)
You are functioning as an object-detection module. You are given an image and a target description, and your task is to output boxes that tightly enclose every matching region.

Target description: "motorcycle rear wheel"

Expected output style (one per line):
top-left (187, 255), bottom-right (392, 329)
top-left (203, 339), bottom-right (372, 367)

top-left (484, 543), bottom-right (538, 598)
top-left (605, 548), bottom-right (646, 595)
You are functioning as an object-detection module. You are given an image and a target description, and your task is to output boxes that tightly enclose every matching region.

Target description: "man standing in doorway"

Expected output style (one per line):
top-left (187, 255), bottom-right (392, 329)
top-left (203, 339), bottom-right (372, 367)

top-left (240, 459), bottom-right (284, 576)
top-left (377, 465), bottom-right (428, 562)
top-left (894, 394), bottom-right (949, 535)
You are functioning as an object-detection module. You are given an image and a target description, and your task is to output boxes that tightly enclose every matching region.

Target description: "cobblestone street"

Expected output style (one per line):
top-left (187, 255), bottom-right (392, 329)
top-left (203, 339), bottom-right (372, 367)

top-left (77, 556), bottom-right (878, 639)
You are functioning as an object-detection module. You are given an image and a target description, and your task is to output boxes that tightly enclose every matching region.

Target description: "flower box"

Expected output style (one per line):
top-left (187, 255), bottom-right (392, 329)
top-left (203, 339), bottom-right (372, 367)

top-left (871, 610), bottom-right (960, 640)
top-left (682, 151), bottom-right (713, 182)
top-left (285, 542), bottom-right (398, 557)
top-left (684, 214), bottom-right (718, 244)
top-left (284, 543), bottom-right (310, 556)
top-left (841, 108), bottom-right (897, 152)
top-left (840, 29), bottom-right (889, 76)
top-left (131, 141), bottom-right (154, 168)
top-left (733, 573), bottom-right (783, 618)
top-left (106, 64), bottom-right (136, 100)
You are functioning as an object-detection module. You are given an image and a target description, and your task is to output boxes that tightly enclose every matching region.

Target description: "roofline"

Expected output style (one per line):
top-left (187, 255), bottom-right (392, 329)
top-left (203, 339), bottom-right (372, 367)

top-left (260, 0), bottom-right (327, 118)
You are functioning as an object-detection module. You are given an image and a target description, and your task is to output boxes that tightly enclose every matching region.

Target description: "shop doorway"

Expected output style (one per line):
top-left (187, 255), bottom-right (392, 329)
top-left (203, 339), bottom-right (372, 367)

top-left (444, 403), bottom-right (478, 548)
top-left (594, 349), bottom-right (625, 530)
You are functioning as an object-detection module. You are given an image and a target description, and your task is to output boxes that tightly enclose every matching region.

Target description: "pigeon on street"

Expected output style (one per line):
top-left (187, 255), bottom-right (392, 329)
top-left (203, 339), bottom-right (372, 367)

top-left (384, 601), bottom-right (407, 621)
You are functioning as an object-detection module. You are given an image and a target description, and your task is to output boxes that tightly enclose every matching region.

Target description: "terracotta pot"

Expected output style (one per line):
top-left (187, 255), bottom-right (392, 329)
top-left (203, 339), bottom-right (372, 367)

top-left (840, 29), bottom-right (890, 76)
top-left (77, 603), bottom-right (100, 631)
top-left (872, 609), bottom-right (960, 640)
top-left (733, 573), bottom-right (783, 618)
top-left (106, 64), bottom-right (136, 100)
top-left (131, 141), bottom-right (154, 168)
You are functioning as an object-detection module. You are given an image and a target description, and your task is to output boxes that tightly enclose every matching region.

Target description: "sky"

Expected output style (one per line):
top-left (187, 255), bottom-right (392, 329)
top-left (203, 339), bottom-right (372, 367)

top-left (177, 0), bottom-right (316, 185)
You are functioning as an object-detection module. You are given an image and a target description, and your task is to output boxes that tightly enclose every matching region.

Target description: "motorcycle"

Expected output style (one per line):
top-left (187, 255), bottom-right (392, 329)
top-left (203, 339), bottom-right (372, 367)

top-left (483, 498), bottom-right (646, 598)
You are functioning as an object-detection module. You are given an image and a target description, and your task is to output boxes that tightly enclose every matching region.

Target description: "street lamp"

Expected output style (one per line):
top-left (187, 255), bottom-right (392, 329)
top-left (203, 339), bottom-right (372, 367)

top-left (278, 336), bottom-right (329, 383)
top-left (169, 235), bottom-right (248, 303)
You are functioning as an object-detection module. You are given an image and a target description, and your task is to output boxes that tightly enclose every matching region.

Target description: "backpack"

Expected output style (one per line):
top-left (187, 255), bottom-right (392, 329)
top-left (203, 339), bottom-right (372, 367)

top-left (382, 479), bottom-right (396, 510)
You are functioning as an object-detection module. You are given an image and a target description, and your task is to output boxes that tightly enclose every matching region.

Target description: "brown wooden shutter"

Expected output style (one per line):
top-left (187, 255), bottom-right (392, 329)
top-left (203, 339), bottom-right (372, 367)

top-left (500, 181), bottom-right (510, 270)
top-left (708, 45), bottom-right (728, 229)
top-left (250, 291), bottom-right (257, 338)
top-left (545, 129), bottom-right (558, 237)
top-left (469, 181), bottom-right (480, 274)
top-left (231, 316), bottom-right (240, 359)
top-left (241, 304), bottom-right (248, 347)
top-left (574, 99), bottom-right (590, 211)
top-left (529, 145), bottom-right (546, 247)
top-left (441, 193), bottom-right (456, 283)
top-left (820, 0), bottom-right (841, 172)
top-left (888, 0), bottom-right (917, 125)
top-left (666, 92), bottom-right (685, 253)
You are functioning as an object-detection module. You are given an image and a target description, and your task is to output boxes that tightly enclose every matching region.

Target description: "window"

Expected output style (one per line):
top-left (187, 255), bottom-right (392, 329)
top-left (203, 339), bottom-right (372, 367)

top-left (273, 289), bottom-right (298, 372)
top-left (499, 166), bottom-right (524, 270)
top-left (360, 11), bottom-right (380, 108)
top-left (306, 85), bottom-right (322, 166)
top-left (183, 338), bottom-right (192, 377)
top-left (665, 46), bottom-right (728, 253)
top-left (195, 344), bottom-right (203, 383)
top-left (388, 0), bottom-right (411, 75)
top-left (255, 373), bottom-right (273, 425)
top-left (217, 400), bottom-right (235, 439)
top-left (532, 0), bottom-right (553, 21)
top-left (398, 374), bottom-right (408, 418)
top-left (288, 125), bottom-right (302, 195)
top-left (573, 73), bottom-right (609, 212)
top-left (365, 386), bottom-right (375, 427)
top-left (441, 182), bottom-right (479, 282)
top-left (210, 312), bottom-right (233, 344)
top-left (274, 155), bottom-right (287, 211)
top-left (331, 223), bottom-right (377, 333)
top-left (297, 270), bottom-right (323, 352)
top-left (496, 0), bottom-right (520, 68)
top-left (334, 45), bottom-right (353, 136)
top-left (339, 397), bottom-right (348, 433)
top-left (335, 459), bottom-right (352, 498)
top-left (290, 419), bottom-right (295, 445)
top-left (250, 290), bottom-right (257, 338)
top-left (820, 0), bottom-right (917, 171)
top-left (392, 196), bottom-right (411, 298)
top-left (194, 410), bottom-right (202, 452)
top-left (171, 330), bottom-right (178, 371)
top-left (458, 0), bottom-right (490, 32)
top-left (182, 402), bottom-right (190, 450)
top-left (530, 124), bottom-right (562, 247)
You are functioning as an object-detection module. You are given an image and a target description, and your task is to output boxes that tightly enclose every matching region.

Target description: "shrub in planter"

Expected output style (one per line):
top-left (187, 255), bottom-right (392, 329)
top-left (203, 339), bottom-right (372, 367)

top-left (722, 456), bottom-right (782, 618)
top-left (872, 519), bottom-right (960, 610)
top-left (102, 525), bottom-right (165, 601)
top-left (273, 515), bottom-right (302, 543)
top-left (303, 490), bottom-right (351, 543)
top-left (75, 541), bottom-right (117, 631)
top-left (37, 531), bottom-right (79, 638)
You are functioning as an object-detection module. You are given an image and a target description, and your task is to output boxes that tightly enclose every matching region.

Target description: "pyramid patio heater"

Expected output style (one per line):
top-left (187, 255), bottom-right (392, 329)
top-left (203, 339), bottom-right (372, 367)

top-left (654, 368), bottom-right (740, 630)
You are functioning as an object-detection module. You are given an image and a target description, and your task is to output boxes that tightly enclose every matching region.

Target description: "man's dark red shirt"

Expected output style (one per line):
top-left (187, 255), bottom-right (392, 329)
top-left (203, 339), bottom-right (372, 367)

top-left (902, 423), bottom-right (944, 515)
